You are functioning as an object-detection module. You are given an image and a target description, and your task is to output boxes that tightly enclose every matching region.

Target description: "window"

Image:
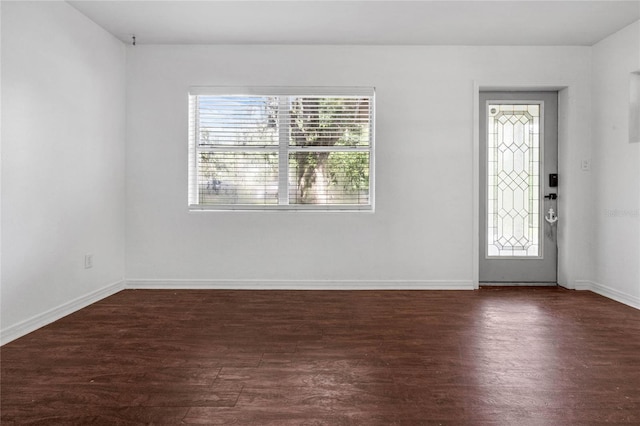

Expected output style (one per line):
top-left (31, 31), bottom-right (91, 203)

top-left (188, 87), bottom-right (374, 211)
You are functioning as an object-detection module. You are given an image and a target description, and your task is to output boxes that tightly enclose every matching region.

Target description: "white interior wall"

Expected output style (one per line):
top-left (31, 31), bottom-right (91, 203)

top-left (125, 45), bottom-right (591, 289)
top-left (0, 1), bottom-right (127, 343)
top-left (557, 84), bottom-right (596, 290)
top-left (583, 20), bottom-right (640, 307)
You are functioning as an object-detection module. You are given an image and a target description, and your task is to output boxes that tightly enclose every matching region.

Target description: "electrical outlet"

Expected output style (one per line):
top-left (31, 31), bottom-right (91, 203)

top-left (581, 159), bottom-right (591, 171)
top-left (84, 254), bottom-right (93, 269)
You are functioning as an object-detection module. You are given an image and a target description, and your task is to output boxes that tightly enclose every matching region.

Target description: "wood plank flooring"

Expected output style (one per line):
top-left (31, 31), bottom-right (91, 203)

top-left (2, 287), bottom-right (640, 424)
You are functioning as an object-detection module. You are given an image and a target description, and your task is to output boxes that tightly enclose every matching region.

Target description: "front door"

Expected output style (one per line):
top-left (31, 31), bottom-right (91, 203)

top-left (479, 91), bottom-right (558, 284)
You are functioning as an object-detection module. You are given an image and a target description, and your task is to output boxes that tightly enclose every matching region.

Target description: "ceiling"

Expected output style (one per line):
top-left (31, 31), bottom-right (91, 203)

top-left (67, 1), bottom-right (640, 46)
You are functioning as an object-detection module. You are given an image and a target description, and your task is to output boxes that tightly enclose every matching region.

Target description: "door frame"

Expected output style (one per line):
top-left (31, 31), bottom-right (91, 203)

top-left (472, 82), bottom-right (569, 289)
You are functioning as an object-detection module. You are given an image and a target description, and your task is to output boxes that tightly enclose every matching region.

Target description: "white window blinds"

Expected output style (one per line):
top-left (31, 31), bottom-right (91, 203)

top-left (188, 87), bottom-right (375, 211)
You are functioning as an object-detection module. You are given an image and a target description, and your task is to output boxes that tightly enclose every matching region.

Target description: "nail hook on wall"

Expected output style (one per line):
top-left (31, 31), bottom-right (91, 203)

top-left (132, 35), bottom-right (136, 46)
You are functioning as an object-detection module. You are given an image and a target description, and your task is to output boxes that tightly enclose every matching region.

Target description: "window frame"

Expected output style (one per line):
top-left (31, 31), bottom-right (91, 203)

top-left (188, 86), bottom-right (375, 212)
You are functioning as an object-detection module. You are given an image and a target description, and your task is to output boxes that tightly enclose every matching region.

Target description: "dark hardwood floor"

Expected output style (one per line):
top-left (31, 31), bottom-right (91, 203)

top-left (2, 287), bottom-right (640, 424)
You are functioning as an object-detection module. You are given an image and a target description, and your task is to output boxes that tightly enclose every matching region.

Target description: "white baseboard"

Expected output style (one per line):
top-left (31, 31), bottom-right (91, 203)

top-left (0, 280), bottom-right (125, 346)
top-left (126, 279), bottom-right (475, 291)
top-left (575, 280), bottom-right (640, 310)
top-left (558, 281), bottom-right (575, 290)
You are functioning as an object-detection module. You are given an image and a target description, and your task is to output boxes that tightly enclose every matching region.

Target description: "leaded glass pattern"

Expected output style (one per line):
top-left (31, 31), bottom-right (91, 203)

top-left (487, 104), bottom-right (541, 257)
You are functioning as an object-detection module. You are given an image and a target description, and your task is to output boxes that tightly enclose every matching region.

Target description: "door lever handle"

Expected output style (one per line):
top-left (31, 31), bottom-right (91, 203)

top-left (544, 193), bottom-right (557, 200)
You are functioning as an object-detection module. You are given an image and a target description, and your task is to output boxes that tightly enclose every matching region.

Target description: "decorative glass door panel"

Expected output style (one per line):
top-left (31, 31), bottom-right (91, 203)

top-left (487, 104), bottom-right (541, 258)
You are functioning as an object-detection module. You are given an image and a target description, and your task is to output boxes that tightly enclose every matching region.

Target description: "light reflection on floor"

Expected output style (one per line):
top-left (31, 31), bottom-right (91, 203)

top-left (468, 298), bottom-right (562, 409)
